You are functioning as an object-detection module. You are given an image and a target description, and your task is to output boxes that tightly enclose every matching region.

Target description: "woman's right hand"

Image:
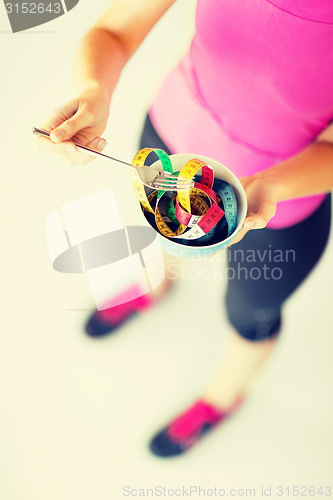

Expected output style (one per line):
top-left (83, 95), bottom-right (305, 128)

top-left (34, 84), bottom-right (111, 164)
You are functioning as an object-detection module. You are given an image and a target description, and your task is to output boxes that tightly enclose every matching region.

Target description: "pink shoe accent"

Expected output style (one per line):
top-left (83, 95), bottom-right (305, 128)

top-left (98, 285), bottom-right (154, 324)
top-left (167, 397), bottom-right (245, 443)
top-left (167, 400), bottom-right (225, 442)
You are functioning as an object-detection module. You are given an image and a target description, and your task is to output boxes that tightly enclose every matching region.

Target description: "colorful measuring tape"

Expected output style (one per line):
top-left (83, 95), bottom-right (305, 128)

top-left (131, 148), bottom-right (238, 246)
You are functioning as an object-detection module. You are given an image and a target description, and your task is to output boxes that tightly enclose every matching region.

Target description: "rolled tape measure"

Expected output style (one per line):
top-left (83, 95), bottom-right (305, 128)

top-left (131, 148), bottom-right (238, 248)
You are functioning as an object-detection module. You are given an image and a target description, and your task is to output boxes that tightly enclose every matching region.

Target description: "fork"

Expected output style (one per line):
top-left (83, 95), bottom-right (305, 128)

top-left (32, 127), bottom-right (194, 191)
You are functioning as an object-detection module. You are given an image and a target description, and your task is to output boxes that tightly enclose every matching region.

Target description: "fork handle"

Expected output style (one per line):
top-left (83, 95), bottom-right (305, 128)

top-left (32, 127), bottom-right (136, 169)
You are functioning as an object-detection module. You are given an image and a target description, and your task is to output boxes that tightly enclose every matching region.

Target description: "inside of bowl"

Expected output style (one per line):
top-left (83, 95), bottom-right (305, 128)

top-left (139, 153), bottom-right (247, 250)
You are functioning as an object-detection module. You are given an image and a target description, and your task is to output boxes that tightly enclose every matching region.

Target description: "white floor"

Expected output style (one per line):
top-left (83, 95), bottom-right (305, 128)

top-left (1, 1), bottom-right (333, 499)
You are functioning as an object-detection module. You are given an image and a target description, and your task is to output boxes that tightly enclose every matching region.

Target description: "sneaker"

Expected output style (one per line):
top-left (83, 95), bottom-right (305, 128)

top-left (84, 282), bottom-right (171, 337)
top-left (149, 398), bottom-right (243, 457)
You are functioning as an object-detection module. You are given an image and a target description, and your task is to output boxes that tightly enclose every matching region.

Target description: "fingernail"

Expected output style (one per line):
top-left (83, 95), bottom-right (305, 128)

top-left (51, 130), bottom-right (64, 141)
top-left (244, 220), bottom-right (255, 231)
top-left (98, 139), bottom-right (107, 150)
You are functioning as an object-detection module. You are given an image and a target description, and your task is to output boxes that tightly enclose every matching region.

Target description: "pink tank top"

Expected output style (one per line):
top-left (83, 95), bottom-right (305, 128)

top-left (149, 0), bottom-right (333, 228)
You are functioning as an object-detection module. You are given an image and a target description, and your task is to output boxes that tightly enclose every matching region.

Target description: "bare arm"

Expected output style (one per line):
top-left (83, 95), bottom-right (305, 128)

top-left (255, 131), bottom-right (333, 202)
top-left (74, 0), bottom-right (177, 96)
top-left (232, 125), bottom-right (333, 245)
top-left (36, 0), bottom-right (176, 161)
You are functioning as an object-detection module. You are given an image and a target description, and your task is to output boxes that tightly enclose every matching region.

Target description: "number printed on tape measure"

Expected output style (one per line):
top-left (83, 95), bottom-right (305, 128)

top-left (131, 149), bottom-right (238, 244)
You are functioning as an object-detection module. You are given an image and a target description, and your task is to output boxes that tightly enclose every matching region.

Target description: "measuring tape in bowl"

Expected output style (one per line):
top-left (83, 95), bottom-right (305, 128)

top-left (131, 148), bottom-right (238, 246)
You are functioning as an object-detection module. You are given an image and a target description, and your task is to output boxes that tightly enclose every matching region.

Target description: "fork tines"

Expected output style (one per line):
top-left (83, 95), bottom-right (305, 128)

top-left (153, 174), bottom-right (194, 190)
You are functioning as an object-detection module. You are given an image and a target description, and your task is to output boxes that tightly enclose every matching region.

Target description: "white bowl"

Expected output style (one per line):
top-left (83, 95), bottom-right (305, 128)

top-left (140, 153), bottom-right (247, 258)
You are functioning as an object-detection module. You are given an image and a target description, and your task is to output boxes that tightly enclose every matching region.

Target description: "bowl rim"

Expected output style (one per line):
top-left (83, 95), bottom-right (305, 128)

top-left (144, 152), bottom-right (248, 250)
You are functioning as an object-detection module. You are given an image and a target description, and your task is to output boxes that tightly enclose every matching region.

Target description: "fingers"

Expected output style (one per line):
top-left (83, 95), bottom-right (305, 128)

top-left (40, 98), bottom-right (96, 143)
top-left (35, 99), bottom-right (82, 154)
top-left (34, 135), bottom-right (77, 154)
top-left (229, 202), bottom-right (276, 247)
top-left (49, 106), bottom-right (92, 143)
top-left (34, 90), bottom-right (110, 167)
top-left (86, 136), bottom-right (107, 151)
top-left (232, 212), bottom-right (270, 245)
top-left (229, 216), bottom-right (254, 245)
top-left (34, 133), bottom-right (107, 165)
top-left (243, 218), bottom-right (256, 231)
top-left (63, 137), bottom-right (107, 165)
top-left (245, 199), bottom-right (277, 230)
top-left (227, 176), bottom-right (278, 247)
top-left (228, 227), bottom-right (246, 246)
top-left (41, 99), bottom-right (79, 133)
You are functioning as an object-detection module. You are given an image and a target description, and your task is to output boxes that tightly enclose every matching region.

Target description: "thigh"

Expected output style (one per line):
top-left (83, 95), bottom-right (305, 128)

top-left (225, 194), bottom-right (331, 339)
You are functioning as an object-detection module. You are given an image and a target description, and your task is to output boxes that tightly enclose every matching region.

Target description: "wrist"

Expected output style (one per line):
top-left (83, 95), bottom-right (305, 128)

top-left (253, 169), bottom-right (285, 202)
top-left (76, 80), bottom-right (111, 103)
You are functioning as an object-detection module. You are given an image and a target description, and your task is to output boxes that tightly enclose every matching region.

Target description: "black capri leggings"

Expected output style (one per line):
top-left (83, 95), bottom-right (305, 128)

top-left (139, 114), bottom-right (332, 342)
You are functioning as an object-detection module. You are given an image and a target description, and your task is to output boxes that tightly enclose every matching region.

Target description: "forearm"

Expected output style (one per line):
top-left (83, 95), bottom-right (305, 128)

top-left (74, 27), bottom-right (127, 99)
top-left (73, 0), bottom-right (176, 99)
top-left (255, 140), bottom-right (333, 202)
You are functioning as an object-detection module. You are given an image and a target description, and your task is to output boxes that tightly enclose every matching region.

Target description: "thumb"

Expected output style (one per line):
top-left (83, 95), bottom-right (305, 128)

top-left (50, 109), bottom-right (88, 143)
top-left (243, 218), bottom-right (256, 232)
top-left (243, 214), bottom-right (269, 231)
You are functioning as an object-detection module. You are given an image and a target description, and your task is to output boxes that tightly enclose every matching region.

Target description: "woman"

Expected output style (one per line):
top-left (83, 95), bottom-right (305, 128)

top-left (35, 0), bottom-right (333, 457)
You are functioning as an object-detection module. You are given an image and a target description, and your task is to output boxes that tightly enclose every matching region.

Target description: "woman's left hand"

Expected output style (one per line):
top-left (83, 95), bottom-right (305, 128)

top-left (229, 175), bottom-right (278, 246)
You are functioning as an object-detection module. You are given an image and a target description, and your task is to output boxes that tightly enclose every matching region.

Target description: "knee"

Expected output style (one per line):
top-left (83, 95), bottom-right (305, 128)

top-left (226, 303), bottom-right (282, 342)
